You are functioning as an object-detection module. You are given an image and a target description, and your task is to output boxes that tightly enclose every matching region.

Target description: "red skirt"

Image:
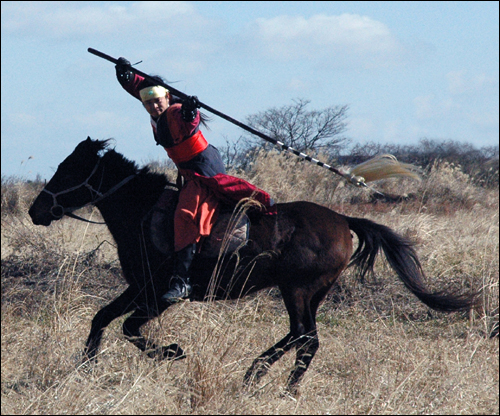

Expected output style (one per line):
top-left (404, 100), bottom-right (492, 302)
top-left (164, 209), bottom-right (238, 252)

top-left (174, 171), bottom-right (276, 252)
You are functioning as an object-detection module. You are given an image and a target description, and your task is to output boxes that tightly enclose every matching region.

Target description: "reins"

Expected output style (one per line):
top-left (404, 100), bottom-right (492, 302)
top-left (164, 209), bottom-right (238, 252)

top-left (42, 159), bottom-right (136, 224)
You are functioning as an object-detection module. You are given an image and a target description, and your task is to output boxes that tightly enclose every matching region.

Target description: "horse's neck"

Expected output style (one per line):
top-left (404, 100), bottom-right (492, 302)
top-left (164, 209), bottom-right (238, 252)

top-left (95, 175), bottom-right (161, 238)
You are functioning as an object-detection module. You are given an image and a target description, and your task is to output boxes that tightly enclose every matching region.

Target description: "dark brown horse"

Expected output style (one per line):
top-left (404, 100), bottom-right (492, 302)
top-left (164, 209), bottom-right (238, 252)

top-left (29, 137), bottom-right (478, 395)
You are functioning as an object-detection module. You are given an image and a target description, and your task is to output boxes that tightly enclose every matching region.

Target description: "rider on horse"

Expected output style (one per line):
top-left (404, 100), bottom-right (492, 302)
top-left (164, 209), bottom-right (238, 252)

top-left (115, 58), bottom-right (275, 303)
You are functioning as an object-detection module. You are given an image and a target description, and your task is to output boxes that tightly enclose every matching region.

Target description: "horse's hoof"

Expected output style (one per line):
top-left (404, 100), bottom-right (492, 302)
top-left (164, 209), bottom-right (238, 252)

top-left (147, 343), bottom-right (186, 360)
top-left (490, 321), bottom-right (499, 338)
top-left (243, 371), bottom-right (256, 387)
top-left (79, 353), bottom-right (97, 373)
top-left (81, 349), bottom-right (97, 364)
top-left (163, 343), bottom-right (186, 360)
top-left (243, 362), bottom-right (268, 387)
top-left (281, 385), bottom-right (300, 400)
top-left (280, 387), bottom-right (300, 402)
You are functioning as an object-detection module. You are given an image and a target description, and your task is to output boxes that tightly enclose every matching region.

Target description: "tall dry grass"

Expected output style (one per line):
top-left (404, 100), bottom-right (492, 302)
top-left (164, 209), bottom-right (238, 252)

top-left (1, 153), bottom-right (498, 415)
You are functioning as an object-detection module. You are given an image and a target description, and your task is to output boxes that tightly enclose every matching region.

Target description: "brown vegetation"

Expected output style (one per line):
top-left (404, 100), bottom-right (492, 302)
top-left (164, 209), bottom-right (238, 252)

top-left (1, 151), bottom-right (498, 414)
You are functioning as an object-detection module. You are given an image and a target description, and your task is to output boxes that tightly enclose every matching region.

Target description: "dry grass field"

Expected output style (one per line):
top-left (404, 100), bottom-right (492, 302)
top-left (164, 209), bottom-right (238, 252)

top-left (2, 152), bottom-right (498, 415)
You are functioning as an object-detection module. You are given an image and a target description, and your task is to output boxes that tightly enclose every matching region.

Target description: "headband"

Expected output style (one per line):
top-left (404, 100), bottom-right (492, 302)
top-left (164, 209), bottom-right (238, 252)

top-left (139, 86), bottom-right (168, 102)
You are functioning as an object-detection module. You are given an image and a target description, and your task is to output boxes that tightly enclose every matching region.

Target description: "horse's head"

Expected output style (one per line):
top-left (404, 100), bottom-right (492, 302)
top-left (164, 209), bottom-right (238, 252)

top-left (29, 137), bottom-right (110, 226)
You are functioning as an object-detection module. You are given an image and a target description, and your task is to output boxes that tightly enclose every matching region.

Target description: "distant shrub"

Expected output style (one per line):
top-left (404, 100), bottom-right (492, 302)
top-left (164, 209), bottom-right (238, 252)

top-left (1, 175), bottom-right (44, 218)
top-left (348, 138), bottom-right (499, 189)
top-left (222, 148), bottom-right (498, 215)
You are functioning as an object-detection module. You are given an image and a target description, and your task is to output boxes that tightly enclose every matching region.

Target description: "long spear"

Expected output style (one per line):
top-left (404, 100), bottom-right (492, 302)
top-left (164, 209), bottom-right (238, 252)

top-left (88, 47), bottom-right (420, 188)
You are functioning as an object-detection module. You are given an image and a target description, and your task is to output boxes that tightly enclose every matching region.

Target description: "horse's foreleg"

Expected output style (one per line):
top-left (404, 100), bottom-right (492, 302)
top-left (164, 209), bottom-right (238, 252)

top-left (122, 306), bottom-right (185, 360)
top-left (84, 287), bottom-right (138, 362)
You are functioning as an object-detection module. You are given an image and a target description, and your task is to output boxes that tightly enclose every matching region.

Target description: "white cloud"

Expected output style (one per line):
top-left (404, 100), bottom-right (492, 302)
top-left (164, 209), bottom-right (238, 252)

top-left (415, 71), bottom-right (499, 135)
top-left (1, 1), bottom-right (220, 77)
top-left (73, 110), bottom-right (125, 129)
top-left (1, 1), bottom-right (198, 39)
top-left (414, 94), bottom-right (436, 120)
top-left (414, 94), bottom-right (462, 121)
top-left (447, 70), bottom-right (499, 95)
top-left (348, 116), bottom-right (377, 139)
top-left (447, 70), bottom-right (469, 95)
top-left (382, 120), bottom-right (404, 142)
top-left (286, 78), bottom-right (308, 92)
top-left (248, 13), bottom-right (402, 68)
top-left (468, 110), bottom-right (499, 129)
top-left (7, 112), bottom-right (38, 126)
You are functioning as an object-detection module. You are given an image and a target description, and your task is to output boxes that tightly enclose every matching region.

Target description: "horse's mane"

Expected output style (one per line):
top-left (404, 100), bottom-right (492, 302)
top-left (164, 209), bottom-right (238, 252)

top-left (98, 139), bottom-right (173, 193)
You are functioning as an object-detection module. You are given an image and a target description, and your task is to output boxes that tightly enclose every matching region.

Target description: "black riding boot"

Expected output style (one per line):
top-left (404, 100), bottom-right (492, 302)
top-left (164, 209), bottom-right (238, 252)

top-left (161, 243), bottom-right (195, 303)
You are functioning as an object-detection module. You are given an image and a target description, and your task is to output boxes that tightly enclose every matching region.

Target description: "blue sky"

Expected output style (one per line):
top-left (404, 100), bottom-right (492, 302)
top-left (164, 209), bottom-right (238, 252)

top-left (1, 1), bottom-right (498, 180)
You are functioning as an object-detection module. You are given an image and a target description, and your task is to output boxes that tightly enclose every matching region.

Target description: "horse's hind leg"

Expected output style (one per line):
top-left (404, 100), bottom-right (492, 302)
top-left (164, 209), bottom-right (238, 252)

top-left (243, 286), bottom-right (320, 394)
top-left (122, 306), bottom-right (185, 360)
top-left (284, 293), bottom-right (320, 396)
top-left (286, 282), bottom-right (342, 395)
top-left (286, 330), bottom-right (319, 395)
top-left (243, 332), bottom-right (296, 386)
top-left (84, 286), bottom-right (138, 362)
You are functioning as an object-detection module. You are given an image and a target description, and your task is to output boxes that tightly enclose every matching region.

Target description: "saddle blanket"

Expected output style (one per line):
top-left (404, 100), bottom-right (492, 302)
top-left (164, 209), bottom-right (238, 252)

top-left (149, 188), bottom-right (250, 258)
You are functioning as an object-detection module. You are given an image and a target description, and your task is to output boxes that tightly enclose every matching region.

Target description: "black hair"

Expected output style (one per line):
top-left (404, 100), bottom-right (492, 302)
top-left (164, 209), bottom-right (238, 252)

top-left (140, 74), bottom-right (211, 128)
top-left (138, 74), bottom-right (167, 89)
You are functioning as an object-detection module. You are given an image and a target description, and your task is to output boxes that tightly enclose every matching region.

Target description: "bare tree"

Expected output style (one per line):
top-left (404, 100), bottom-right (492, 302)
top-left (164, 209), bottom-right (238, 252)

top-left (244, 98), bottom-right (350, 155)
top-left (219, 135), bottom-right (241, 169)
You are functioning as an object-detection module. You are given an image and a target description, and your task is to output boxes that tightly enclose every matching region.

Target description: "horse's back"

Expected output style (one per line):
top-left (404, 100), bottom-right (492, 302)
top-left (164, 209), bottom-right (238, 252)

top-left (277, 200), bottom-right (349, 230)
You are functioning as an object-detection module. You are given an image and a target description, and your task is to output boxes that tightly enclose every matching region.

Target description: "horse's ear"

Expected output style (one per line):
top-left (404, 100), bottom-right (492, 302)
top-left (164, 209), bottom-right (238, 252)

top-left (83, 136), bottom-right (97, 151)
top-left (79, 137), bottom-right (106, 156)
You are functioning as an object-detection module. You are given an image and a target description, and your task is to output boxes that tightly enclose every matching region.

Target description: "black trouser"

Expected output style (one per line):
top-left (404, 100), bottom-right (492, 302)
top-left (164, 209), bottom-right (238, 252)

top-left (173, 243), bottom-right (196, 278)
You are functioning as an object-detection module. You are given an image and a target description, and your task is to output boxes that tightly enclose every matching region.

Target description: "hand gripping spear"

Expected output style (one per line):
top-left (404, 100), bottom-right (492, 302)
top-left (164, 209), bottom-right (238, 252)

top-left (88, 48), bottom-right (421, 189)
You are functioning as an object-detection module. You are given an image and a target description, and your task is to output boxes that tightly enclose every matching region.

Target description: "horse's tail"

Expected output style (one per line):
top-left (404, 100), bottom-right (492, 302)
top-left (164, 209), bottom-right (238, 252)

top-left (344, 215), bottom-right (479, 312)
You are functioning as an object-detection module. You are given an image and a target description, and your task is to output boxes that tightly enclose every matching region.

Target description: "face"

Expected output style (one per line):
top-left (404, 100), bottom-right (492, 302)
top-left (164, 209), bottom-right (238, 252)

top-left (143, 94), bottom-right (169, 118)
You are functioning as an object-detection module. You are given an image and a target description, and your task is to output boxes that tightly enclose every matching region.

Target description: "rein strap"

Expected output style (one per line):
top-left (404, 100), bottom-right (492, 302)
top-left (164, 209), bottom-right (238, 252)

top-left (42, 158), bottom-right (136, 224)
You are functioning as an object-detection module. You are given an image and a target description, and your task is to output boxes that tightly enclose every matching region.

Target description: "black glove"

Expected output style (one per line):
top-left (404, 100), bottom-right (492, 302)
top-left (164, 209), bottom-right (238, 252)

top-left (181, 95), bottom-right (200, 122)
top-left (115, 57), bottom-right (133, 86)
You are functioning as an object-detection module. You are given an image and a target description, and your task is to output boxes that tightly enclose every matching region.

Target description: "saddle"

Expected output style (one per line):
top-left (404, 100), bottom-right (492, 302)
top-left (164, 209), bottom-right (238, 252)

top-left (149, 188), bottom-right (250, 258)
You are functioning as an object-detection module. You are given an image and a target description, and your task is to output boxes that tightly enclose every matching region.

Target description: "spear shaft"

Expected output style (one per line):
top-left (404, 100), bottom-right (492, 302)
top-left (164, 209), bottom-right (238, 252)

top-left (87, 47), bottom-right (359, 184)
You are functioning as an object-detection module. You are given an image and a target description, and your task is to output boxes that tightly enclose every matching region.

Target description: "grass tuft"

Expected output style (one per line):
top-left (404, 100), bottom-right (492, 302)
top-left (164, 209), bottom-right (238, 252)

top-left (1, 160), bottom-right (498, 414)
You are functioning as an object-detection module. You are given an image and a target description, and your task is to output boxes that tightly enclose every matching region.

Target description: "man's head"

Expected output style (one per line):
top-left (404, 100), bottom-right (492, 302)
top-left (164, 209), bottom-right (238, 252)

top-left (139, 85), bottom-right (170, 118)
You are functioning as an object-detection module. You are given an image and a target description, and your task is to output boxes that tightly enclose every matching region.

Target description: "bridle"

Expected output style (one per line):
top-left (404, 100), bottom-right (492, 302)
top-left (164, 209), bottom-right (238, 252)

top-left (42, 159), bottom-right (136, 224)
